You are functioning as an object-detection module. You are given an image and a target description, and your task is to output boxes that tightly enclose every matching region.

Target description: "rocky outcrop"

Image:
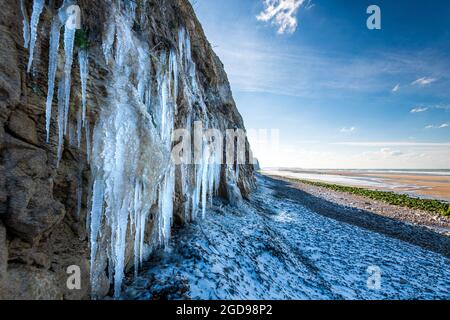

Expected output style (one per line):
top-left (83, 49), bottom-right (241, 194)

top-left (0, 0), bottom-right (255, 299)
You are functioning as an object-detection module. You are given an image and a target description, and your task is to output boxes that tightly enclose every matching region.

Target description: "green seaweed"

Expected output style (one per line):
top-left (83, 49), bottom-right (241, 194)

top-left (283, 177), bottom-right (450, 217)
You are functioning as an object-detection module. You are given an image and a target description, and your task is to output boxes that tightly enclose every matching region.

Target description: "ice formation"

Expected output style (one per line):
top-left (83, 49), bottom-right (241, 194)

top-left (20, 0), bottom-right (30, 49)
top-left (56, 77), bottom-right (65, 166)
top-left (45, 16), bottom-right (62, 142)
top-left (63, 23), bottom-right (76, 134)
top-left (89, 8), bottom-right (169, 298)
top-left (26, 0), bottom-right (235, 298)
top-left (27, 0), bottom-right (45, 73)
top-left (77, 50), bottom-right (89, 124)
top-left (24, 0), bottom-right (90, 162)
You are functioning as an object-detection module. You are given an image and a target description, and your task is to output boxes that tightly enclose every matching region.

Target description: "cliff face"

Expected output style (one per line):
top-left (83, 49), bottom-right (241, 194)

top-left (0, 0), bottom-right (255, 299)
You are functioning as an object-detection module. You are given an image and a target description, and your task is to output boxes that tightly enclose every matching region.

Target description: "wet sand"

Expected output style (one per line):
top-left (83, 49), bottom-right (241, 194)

top-left (364, 173), bottom-right (450, 200)
top-left (263, 169), bottom-right (450, 202)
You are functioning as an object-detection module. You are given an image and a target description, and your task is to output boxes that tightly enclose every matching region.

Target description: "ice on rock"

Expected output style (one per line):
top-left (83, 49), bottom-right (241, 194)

top-left (78, 50), bottom-right (89, 125)
top-left (45, 17), bottom-right (63, 142)
top-left (20, 0), bottom-right (30, 49)
top-left (137, 45), bottom-right (151, 107)
top-left (27, 0), bottom-right (45, 73)
top-left (169, 50), bottom-right (179, 109)
top-left (63, 25), bottom-right (76, 134)
top-left (76, 106), bottom-right (82, 147)
top-left (25, 0), bottom-right (237, 299)
top-left (201, 145), bottom-right (210, 219)
top-left (89, 9), bottom-right (170, 298)
top-left (89, 18), bottom-right (224, 296)
top-left (102, 19), bottom-right (116, 63)
top-left (158, 165), bottom-right (175, 248)
top-left (85, 119), bottom-right (91, 162)
top-left (57, 77), bottom-right (66, 167)
top-left (226, 167), bottom-right (243, 206)
top-left (90, 84), bottom-right (167, 297)
top-left (32, 0), bottom-right (86, 144)
top-left (89, 178), bottom-right (104, 283)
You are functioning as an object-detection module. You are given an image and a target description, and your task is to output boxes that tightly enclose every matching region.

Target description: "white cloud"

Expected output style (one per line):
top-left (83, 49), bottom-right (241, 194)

top-left (426, 123), bottom-right (450, 129)
top-left (257, 0), bottom-right (305, 34)
top-left (339, 127), bottom-right (356, 133)
top-left (392, 84), bottom-right (400, 92)
top-left (410, 107), bottom-right (428, 113)
top-left (411, 77), bottom-right (437, 86)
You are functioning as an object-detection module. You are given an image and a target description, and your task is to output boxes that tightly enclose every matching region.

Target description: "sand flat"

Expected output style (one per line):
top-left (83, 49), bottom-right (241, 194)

top-left (352, 173), bottom-right (450, 200)
top-left (263, 169), bottom-right (450, 201)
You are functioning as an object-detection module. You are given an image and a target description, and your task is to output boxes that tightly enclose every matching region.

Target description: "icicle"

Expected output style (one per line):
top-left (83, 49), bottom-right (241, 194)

top-left (112, 199), bottom-right (130, 298)
top-left (85, 120), bottom-right (91, 163)
top-left (57, 77), bottom-right (65, 167)
top-left (201, 146), bottom-right (210, 219)
top-left (20, 0), bottom-right (30, 49)
top-left (90, 178), bottom-right (104, 281)
top-left (192, 160), bottom-right (203, 219)
top-left (68, 122), bottom-right (76, 146)
top-left (77, 106), bottom-right (82, 147)
top-left (45, 17), bottom-right (63, 142)
top-left (181, 163), bottom-right (191, 221)
top-left (133, 180), bottom-right (142, 277)
top-left (214, 163), bottom-right (222, 194)
top-left (160, 72), bottom-right (168, 138)
top-left (208, 163), bottom-right (216, 206)
top-left (63, 25), bottom-right (76, 134)
top-left (78, 50), bottom-right (89, 125)
top-left (158, 165), bottom-right (175, 248)
top-left (76, 167), bottom-right (83, 218)
top-left (27, 0), bottom-right (45, 73)
top-left (169, 50), bottom-right (179, 108)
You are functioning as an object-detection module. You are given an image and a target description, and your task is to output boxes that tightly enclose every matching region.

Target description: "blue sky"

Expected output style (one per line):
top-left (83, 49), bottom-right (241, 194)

top-left (192, 0), bottom-right (450, 168)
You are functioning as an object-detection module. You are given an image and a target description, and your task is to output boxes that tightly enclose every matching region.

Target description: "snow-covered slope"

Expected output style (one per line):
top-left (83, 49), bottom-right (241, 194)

top-left (124, 176), bottom-right (450, 300)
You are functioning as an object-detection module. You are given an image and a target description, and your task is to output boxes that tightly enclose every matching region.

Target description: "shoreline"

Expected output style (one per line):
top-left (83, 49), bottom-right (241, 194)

top-left (262, 169), bottom-right (450, 202)
top-left (263, 174), bottom-right (450, 237)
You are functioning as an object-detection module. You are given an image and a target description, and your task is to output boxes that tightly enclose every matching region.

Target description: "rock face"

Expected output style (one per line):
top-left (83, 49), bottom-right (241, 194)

top-left (0, 0), bottom-right (255, 299)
